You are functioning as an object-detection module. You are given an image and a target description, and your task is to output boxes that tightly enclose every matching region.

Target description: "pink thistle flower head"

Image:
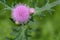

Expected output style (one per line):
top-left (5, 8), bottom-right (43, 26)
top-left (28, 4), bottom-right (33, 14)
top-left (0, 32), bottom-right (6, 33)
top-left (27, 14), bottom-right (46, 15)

top-left (29, 8), bottom-right (35, 14)
top-left (12, 4), bottom-right (30, 24)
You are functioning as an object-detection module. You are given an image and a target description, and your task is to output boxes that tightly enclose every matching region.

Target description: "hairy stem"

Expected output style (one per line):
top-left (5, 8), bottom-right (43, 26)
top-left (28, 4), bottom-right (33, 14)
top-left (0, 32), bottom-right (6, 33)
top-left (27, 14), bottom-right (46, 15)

top-left (15, 24), bottom-right (27, 40)
top-left (39, 0), bottom-right (60, 12)
top-left (0, 1), bottom-right (12, 10)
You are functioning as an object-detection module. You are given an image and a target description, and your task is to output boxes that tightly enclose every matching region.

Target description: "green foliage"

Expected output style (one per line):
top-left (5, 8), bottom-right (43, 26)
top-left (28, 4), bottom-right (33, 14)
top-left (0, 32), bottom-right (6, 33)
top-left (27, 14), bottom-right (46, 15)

top-left (0, 0), bottom-right (60, 40)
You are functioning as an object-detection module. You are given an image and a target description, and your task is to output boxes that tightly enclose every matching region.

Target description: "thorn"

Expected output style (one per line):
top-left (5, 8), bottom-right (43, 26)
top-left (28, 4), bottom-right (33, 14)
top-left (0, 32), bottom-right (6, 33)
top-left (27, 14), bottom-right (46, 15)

top-left (48, 11), bottom-right (53, 15)
top-left (3, 0), bottom-right (6, 3)
top-left (46, 0), bottom-right (49, 5)
top-left (11, 3), bottom-right (14, 7)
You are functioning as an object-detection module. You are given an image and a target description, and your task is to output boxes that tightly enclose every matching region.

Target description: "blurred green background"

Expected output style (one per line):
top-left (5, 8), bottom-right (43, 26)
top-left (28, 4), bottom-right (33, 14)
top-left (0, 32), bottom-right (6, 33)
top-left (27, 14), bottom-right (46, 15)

top-left (0, 0), bottom-right (60, 40)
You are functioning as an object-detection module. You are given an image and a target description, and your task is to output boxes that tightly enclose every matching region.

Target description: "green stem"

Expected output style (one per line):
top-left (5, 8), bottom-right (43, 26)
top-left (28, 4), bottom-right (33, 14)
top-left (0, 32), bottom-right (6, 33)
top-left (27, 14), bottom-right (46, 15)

top-left (35, 0), bottom-right (60, 15)
top-left (40, 0), bottom-right (60, 12)
top-left (15, 24), bottom-right (27, 40)
top-left (0, 1), bottom-right (12, 10)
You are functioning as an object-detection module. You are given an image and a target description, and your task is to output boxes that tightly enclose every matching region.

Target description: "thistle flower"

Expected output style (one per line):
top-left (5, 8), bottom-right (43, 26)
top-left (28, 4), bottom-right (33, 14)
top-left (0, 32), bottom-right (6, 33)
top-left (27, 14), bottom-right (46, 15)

top-left (12, 4), bottom-right (35, 24)
top-left (29, 8), bottom-right (35, 14)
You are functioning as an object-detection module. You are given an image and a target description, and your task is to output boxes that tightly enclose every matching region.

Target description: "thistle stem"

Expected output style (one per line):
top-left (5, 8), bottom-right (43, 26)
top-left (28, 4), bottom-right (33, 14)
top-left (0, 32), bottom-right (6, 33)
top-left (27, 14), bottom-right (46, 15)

top-left (39, 0), bottom-right (60, 12)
